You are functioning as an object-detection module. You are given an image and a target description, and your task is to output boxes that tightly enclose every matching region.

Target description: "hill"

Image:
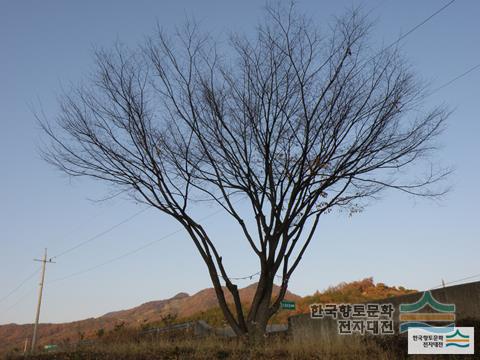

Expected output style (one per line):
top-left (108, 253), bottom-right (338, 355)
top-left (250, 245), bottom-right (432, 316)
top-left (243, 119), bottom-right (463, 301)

top-left (0, 278), bottom-right (414, 354)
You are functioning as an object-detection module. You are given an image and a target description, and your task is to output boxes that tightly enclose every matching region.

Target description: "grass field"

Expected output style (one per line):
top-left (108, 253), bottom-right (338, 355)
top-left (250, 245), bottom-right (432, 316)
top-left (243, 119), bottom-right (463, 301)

top-left (4, 332), bottom-right (476, 360)
top-left (5, 318), bottom-right (478, 359)
top-left (4, 336), bottom-right (392, 360)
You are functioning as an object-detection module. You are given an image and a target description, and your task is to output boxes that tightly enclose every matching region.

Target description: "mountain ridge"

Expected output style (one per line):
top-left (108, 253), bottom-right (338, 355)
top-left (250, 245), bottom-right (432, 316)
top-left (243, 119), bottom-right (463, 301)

top-left (0, 282), bottom-right (300, 353)
top-left (0, 278), bottom-right (414, 354)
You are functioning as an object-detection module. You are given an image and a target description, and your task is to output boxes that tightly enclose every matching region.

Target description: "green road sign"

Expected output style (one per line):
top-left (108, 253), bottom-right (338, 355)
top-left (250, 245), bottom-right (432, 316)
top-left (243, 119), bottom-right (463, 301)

top-left (281, 300), bottom-right (296, 310)
top-left (44, 344), bottom-right (58, 351)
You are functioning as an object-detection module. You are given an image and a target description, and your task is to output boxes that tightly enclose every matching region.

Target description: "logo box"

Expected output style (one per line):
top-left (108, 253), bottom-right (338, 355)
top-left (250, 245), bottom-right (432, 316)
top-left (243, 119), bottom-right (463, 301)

top-left (408, 327), bottom-right (474, 354)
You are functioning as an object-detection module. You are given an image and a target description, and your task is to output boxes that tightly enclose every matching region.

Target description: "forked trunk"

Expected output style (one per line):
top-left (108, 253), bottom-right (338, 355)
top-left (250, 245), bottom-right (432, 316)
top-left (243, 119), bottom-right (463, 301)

top-left (245, 275), bottom-right (275, 344)
top-left (246, 308), bottom-right (270, 344)
top-left (214, 272), bottom-right (278, 343)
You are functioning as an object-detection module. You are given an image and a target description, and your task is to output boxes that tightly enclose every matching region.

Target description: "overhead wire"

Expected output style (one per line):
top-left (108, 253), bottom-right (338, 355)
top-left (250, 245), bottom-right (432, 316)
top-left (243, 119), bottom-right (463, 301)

top-left (40, 0), bottom-right (465, 284)
top-left (51, 206), bottom-right (150, 260)
top-left (431, 62), bottom-right (480, 94)
top-left (429, 272), bottom-right (480, 290)
top-left (0, 268), bottom-right (40, 304)
top-left (4, 0), bottom-right (477, 318)
top-left (47, 197), bottom-right (246, 284)
top-left (2, 288), bottom-right (37, 315)
top-left (381, 0), bottom-right (456, 53)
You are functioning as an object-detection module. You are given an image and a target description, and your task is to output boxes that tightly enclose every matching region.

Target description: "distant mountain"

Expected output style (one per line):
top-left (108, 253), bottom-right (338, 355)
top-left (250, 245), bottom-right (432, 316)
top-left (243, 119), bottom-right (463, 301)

top-left (0, 283), bottom-right (300, 354)
top-left (0, 278), bottom-right (414, 354)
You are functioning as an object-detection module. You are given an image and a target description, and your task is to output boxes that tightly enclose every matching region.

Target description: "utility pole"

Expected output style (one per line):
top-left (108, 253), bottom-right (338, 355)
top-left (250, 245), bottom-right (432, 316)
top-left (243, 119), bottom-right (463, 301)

top-left (31, 248), bottom-right (54, 353)
top-left (23, 338), bottom-right (28, 355)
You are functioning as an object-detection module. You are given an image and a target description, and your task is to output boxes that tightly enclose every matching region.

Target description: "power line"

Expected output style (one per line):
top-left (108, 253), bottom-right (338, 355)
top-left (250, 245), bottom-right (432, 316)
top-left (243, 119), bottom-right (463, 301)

top-left (442, 273), bottom-right (480, 287)
top-left (51, 206), bottom-right (150, 260)
top-left (382, 0), bottom-right (456, 53)
top-left (2, 288), bottom-right (36, 315)
top-left (0, 268), bottom-right (40, 304)
top-left (431, 62), bottom-right (480, 94)
top-left (45, 199), bottom-right (291, 285)
top-left (0, 204), bottom-right (148, 314)
top-left (45, 188), bottom-right (131, 251)
top-left (372, 1), bottom-right (480, 97)
top-left (47, 206), bottom-right (286, 284)
top-left (2, 0), bottom-right (466, 319)
top-left (43, 0), bottom-right (460, 282)
top-left (360, 0), bottom-right (457, 66)
top-left (430, 272), bottom-right (480, 290)
top-left (47, 199), bottom-right (245, 284)
top-left (47, 227), bottom-right (184, 284)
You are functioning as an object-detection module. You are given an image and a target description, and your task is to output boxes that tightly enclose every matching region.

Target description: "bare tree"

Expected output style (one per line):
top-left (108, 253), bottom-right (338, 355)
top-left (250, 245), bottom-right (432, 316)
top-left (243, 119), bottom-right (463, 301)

top-left (40, 4), bottom-right (449, 342)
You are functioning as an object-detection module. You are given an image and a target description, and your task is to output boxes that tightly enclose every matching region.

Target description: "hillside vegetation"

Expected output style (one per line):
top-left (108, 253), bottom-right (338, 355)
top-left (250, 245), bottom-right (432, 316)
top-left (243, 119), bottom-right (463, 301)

top-left (0, 278), bottom-right (414, 355)
top-left (179, 277), bottom-right (415, 327)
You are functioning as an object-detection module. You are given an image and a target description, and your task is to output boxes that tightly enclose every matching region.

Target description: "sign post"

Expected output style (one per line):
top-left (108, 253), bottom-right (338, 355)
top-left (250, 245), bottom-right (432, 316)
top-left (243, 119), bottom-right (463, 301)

top-left (280, 300), bottom-right (296, 310)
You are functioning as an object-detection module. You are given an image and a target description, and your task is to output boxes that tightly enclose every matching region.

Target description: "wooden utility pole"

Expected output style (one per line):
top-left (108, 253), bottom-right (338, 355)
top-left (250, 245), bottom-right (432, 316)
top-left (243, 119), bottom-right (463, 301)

top-left (31, 248), bottom-right (54, 353)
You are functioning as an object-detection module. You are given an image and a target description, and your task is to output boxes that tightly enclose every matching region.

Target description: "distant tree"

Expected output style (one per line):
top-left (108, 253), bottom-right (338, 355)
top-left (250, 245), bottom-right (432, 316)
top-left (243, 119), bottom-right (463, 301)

top-left (160, 312), bottom-right (178, 327)
top-left (96, 328), bottom-right (105, 338)
top-left (77, 331), bottom-right (85, 341)
top-left (113, 322), bottom-right (125, 332)
top-left (140, 319), bottom-right (150, 331)
top-left (40, 4), bottom-right (449, 342)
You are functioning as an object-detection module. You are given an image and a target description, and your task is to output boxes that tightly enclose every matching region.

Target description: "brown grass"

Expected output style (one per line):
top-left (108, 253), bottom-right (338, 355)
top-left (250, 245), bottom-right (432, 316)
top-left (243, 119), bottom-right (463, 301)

top-left (6, 318), bottom-right (479, 360)
top-left (4, 334), bottom-right (407, 360)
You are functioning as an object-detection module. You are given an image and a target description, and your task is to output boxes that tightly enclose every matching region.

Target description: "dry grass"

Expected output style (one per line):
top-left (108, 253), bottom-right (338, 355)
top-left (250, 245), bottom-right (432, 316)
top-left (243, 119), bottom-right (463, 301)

top-left (6, 320), bottom-right (479, 360)
top-left (5, 335), bottom-right (404, 360)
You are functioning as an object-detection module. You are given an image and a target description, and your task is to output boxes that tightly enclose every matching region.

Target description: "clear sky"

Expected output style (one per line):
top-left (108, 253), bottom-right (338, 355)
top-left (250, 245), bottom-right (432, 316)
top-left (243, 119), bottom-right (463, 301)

top-left (0, 0), bottom-right (479, 325)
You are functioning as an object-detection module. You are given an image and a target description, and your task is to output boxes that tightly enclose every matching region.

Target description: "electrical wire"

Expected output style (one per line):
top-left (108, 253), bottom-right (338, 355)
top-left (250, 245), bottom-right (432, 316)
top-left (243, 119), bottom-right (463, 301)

top-left (357, 0), bottom-right (457, 68)
top-left (431, 62), bottom-right (480, 94)
top-left (0, 268), bottom-right (40, 304)
top-left (47, 198), bottom-right (245, 284)
top-left (2, 0), bottom-right (471, 318)
top-left (2, 288), bottom-right (36, 315)
top-left (43, 0), bottom-right (462, 284)
top-left (429, 273), bottom-right (480, 290)
top-left (47, 227), bottom-right (183, 284)
top-left (50, 206), bottom-right (150, 260)
top-left (382, 0), bottom-right (456, 53)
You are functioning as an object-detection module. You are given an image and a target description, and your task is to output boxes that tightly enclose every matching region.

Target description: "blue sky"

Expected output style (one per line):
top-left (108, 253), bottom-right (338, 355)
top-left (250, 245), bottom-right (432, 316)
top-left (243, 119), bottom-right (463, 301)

top-left (0, 0), bottom-right (479, 325)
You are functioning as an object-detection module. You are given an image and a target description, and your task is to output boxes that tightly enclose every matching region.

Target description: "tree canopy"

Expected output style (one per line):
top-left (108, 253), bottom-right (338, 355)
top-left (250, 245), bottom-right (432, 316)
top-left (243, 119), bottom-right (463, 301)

top-left (40, 4), bottom-right (449, 340)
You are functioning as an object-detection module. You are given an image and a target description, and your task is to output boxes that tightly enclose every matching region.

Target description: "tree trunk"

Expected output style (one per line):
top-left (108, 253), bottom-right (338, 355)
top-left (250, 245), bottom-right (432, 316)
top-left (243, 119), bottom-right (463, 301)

top-left (245, 274), bottom-right (275, 344)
